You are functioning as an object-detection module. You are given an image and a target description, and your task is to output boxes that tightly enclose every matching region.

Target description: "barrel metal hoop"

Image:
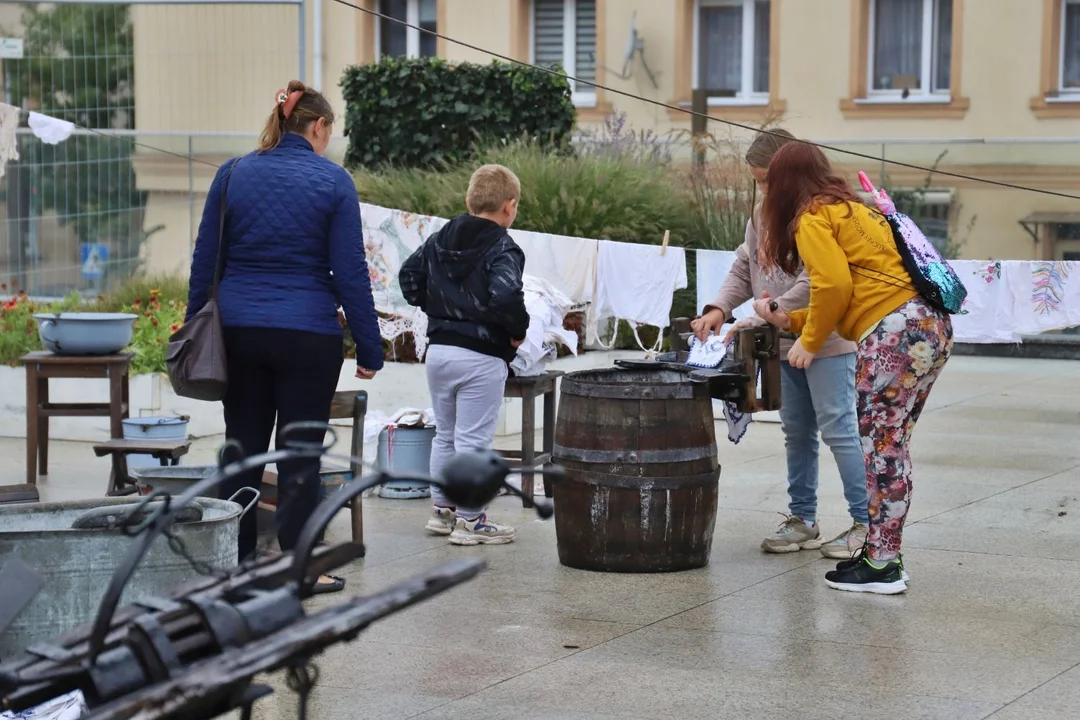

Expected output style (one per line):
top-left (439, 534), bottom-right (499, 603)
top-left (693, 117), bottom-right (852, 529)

top-left (560, 379), bottom-right (699, 401)
top-left (562, 467), bottom-right (720, 490)
top-left (553, 444), bottom-right (717, 464)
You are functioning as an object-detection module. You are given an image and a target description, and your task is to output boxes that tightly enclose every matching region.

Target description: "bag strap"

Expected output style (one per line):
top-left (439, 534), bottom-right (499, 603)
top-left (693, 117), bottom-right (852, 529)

top-left (210, 158), bottom-right (240, 300)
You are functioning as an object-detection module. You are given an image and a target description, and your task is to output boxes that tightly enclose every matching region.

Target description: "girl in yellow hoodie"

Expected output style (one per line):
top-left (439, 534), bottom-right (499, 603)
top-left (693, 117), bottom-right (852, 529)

top-left (753, 141), bottom-right (953, 595)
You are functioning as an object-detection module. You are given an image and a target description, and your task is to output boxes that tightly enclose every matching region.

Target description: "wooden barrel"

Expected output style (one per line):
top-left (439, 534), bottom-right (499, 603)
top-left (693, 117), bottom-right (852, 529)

top-left (552, 368), bottom-right (720, 573)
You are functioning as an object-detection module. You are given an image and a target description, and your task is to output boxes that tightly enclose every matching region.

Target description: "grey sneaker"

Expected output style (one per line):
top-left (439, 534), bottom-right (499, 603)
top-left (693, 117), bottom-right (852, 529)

top-left (761, 514), bottom-right (821, 553)
top-left (424, 506), bottom-right (456, 536)
top-left (448, 513), bottom-right (517, 546)
top-left (819, 522), bottom-right (869, 560)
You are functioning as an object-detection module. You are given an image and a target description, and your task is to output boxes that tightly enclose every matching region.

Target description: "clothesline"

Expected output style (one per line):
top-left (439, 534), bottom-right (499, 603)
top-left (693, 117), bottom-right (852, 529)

top-left (0, 103), bottom-right (78, 178)
top-left (696, 250), bottom-right (1080, 344)
top-left (362, 202), bottom-right (687, 357)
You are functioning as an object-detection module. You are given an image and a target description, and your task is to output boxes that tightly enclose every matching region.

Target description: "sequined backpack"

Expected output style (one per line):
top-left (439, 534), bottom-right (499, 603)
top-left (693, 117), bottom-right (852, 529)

top-left (858, 171), bottom-right (968, 315)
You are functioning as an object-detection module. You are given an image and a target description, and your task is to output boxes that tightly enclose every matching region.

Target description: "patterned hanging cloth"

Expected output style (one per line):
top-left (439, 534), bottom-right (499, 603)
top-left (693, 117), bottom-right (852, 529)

top-left (0, 102), bottom-right (20, 179)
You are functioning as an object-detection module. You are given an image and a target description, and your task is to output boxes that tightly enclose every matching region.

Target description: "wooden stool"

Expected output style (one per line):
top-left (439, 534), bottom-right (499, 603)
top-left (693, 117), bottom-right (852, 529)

top-left (0, 484), bottom-right (39, 505)
top-left (21, 352), bottom-right (132, 486)
top-left (501, 370), bottom-right (563, 507)
top-left (260, 390), bottom-right (368, 545)
top-left (91, 439), bottom-right (192, 496)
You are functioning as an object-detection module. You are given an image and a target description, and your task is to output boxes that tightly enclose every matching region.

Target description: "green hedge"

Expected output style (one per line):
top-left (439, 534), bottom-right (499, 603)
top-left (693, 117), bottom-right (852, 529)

top-left (341, 57), bottom-right (576, 169)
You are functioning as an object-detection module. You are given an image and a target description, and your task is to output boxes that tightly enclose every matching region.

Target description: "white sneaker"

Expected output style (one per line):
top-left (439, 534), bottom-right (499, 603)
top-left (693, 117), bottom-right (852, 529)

top-left (448, 513), bottom-right (517, 546)
top-left (819, 522), bottom-right (869, 560)
top-left (424, 506), bottom-right (455, 536)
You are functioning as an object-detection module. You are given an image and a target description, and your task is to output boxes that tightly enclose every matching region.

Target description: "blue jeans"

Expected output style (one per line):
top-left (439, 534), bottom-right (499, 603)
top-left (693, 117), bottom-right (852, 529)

top-left (779, 354), bottom-right (869, 525)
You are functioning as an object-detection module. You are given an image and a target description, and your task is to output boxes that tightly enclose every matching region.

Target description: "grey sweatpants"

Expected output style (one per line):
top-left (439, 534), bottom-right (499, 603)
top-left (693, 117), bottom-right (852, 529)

top-left (426, 344), bottom-right (508, 517)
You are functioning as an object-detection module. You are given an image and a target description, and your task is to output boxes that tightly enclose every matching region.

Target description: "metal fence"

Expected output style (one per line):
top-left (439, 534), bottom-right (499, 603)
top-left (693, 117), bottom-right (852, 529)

top-left (0, 0), bottom-right (302, 297)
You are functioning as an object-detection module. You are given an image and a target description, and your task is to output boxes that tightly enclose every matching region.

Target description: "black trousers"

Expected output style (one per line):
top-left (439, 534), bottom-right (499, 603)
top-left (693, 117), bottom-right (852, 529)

top-left (221, 327), bottom-right (344, 562)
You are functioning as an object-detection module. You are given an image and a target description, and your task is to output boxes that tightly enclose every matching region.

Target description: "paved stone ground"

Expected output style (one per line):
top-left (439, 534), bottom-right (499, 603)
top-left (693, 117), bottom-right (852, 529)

top-left (3, 355), bottom-right (1079, 719)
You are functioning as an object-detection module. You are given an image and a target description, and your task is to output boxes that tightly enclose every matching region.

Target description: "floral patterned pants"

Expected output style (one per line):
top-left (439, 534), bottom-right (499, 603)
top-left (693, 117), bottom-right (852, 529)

top-left (856, 297), bottom-right (954, 560)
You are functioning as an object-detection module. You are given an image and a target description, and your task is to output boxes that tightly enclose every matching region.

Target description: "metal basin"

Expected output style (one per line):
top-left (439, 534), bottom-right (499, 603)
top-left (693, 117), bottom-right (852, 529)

top-left (33, 312), bottom-right (137, 355)
top-left (0, 496), bottom-right (244, 659)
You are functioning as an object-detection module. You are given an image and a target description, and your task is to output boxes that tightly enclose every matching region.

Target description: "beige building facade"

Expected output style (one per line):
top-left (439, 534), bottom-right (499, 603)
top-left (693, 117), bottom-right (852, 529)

top-left (132, 0), bottom-right (1080, 274)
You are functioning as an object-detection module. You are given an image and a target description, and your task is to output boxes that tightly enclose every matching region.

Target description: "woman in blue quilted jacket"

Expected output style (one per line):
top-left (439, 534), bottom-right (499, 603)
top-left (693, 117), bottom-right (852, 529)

top-left (186, 80), bottom-right (383, 593)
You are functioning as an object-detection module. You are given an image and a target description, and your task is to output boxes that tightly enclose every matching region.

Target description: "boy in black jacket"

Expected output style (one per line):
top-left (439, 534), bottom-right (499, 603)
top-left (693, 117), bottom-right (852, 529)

top-left (399, 164), bottom-right (530, 545)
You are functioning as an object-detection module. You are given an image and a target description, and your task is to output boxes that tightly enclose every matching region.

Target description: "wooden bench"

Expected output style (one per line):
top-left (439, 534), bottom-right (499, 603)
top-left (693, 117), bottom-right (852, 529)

top-left (92, 439), bottom-right (192, 496)
top-left (260, 390), bottom-right (368, 545)
top-left (501, 371), bottom-right (563, 506)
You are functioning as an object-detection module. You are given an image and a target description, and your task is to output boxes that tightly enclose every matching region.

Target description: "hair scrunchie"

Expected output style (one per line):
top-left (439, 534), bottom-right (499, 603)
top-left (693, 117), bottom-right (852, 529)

top-left (275, 88), bottom-right (303, 119)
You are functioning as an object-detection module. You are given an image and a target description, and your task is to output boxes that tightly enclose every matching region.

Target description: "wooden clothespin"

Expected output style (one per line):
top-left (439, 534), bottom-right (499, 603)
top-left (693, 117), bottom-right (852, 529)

top-left (660, 230), bottom-right (670, 256)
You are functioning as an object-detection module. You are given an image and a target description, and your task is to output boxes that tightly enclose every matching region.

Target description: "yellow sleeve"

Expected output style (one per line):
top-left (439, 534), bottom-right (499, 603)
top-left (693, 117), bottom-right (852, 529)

top-left (787, 308), bottom-right (808, 334)
top-left (793, 214), bottom-right (853, 353)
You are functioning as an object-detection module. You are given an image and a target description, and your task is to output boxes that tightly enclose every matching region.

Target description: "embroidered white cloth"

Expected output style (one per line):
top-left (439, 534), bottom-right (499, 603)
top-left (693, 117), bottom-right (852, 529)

top-left (686, 332), bottom-right (752, 444)
top-left (698, 251), bottom-right (1080, 344)
top-left (0, 102), bottom-right (20, 179)
top-left (1006, 260), bottom-right (1078, 337)
top-left (950, 260), bottom-right (1017, 343)
top-left (28, 111), bottom-right (76, 145)
top-left (361, 202), bottom-right (687, 358)
top-left (511, 275), bottom-right (579, 377)
top-left (0, 689), bottom-right (87, 719)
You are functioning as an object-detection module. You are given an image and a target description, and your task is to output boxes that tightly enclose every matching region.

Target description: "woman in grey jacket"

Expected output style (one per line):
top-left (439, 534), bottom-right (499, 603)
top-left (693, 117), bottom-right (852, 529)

top-left (691, 129), bottom-right (868, 560)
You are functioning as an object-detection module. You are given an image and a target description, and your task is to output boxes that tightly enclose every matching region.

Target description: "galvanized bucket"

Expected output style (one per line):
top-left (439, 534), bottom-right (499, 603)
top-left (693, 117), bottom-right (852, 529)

top-left (0, 493), bottom-right (256, 660)
top-left (376, 426), bottom-right (435, 499)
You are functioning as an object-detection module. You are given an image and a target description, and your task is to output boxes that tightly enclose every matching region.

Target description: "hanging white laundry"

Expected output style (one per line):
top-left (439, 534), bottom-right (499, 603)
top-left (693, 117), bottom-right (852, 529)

top-left (512, 230), bottom-right (597, 306)
top-left (0, 102), bottom-right (20, 180)
top-left (594, 240), bottom-right (687, 329)
top-left (950, 260), bottom-right (1019, 343)
top-left (28, 111), bottom-right (75, 145)
top-left (1062, 261), bottom-right (1080, 328)
top-left (695, 249), bottom-right (755, 320)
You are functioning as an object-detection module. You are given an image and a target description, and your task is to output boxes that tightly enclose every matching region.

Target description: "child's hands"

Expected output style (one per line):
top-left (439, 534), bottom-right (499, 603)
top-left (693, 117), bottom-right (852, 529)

top-left (752, 292), bottom-right (791, 330)
top-left (356, 366), bottom-right (376, 380)
top-left (510, 338), bottom-right (525, 348)
top-left (690, 308), bottom-right (726, 343)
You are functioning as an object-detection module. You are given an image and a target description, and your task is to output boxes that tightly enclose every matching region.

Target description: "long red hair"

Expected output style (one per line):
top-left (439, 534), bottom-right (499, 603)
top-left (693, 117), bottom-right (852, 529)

top-left (760, 142), bottom-right (865, 276)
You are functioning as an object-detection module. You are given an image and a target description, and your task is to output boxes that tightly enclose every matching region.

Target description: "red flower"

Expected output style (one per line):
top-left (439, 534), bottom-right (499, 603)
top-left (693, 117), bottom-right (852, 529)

top-left (150, 317), bottom-right (159, 327)
top-left (169, 322), bottom-right (182, 333)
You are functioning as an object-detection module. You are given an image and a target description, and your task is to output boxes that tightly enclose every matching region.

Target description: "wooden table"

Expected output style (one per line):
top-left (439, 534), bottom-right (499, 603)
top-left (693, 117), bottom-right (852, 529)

top-left (21, 352), bottom-right (132, 486)
top-left (501, 370), bottom-right (563, 507)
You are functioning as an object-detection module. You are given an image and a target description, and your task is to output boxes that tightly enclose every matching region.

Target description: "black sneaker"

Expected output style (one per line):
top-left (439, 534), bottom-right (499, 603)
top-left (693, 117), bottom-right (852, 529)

top-left (835, 553), bottom-right (910, 583)
top-left (825, 554), bottom-right (908, 595)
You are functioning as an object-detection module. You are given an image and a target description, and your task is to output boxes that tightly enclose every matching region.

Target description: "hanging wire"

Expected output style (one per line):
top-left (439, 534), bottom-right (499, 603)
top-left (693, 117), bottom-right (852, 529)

top-left (330, 0), bottom-right (1080, 201)
top-left (13, 0), bottom-right (1080, 202)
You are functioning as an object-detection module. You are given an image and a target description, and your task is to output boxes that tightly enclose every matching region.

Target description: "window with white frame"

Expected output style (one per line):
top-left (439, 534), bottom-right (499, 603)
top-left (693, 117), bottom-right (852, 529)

top-left (377, 0), bottom-right (437, 59)
top-left (693, 0), bottom-right (771, 102)
top-left (1062, 0), bottom-right (1080, 93)
top-left (869, 0), bottom-right (952, 97)
top-left (533, 0), bottom-right (597, 107)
